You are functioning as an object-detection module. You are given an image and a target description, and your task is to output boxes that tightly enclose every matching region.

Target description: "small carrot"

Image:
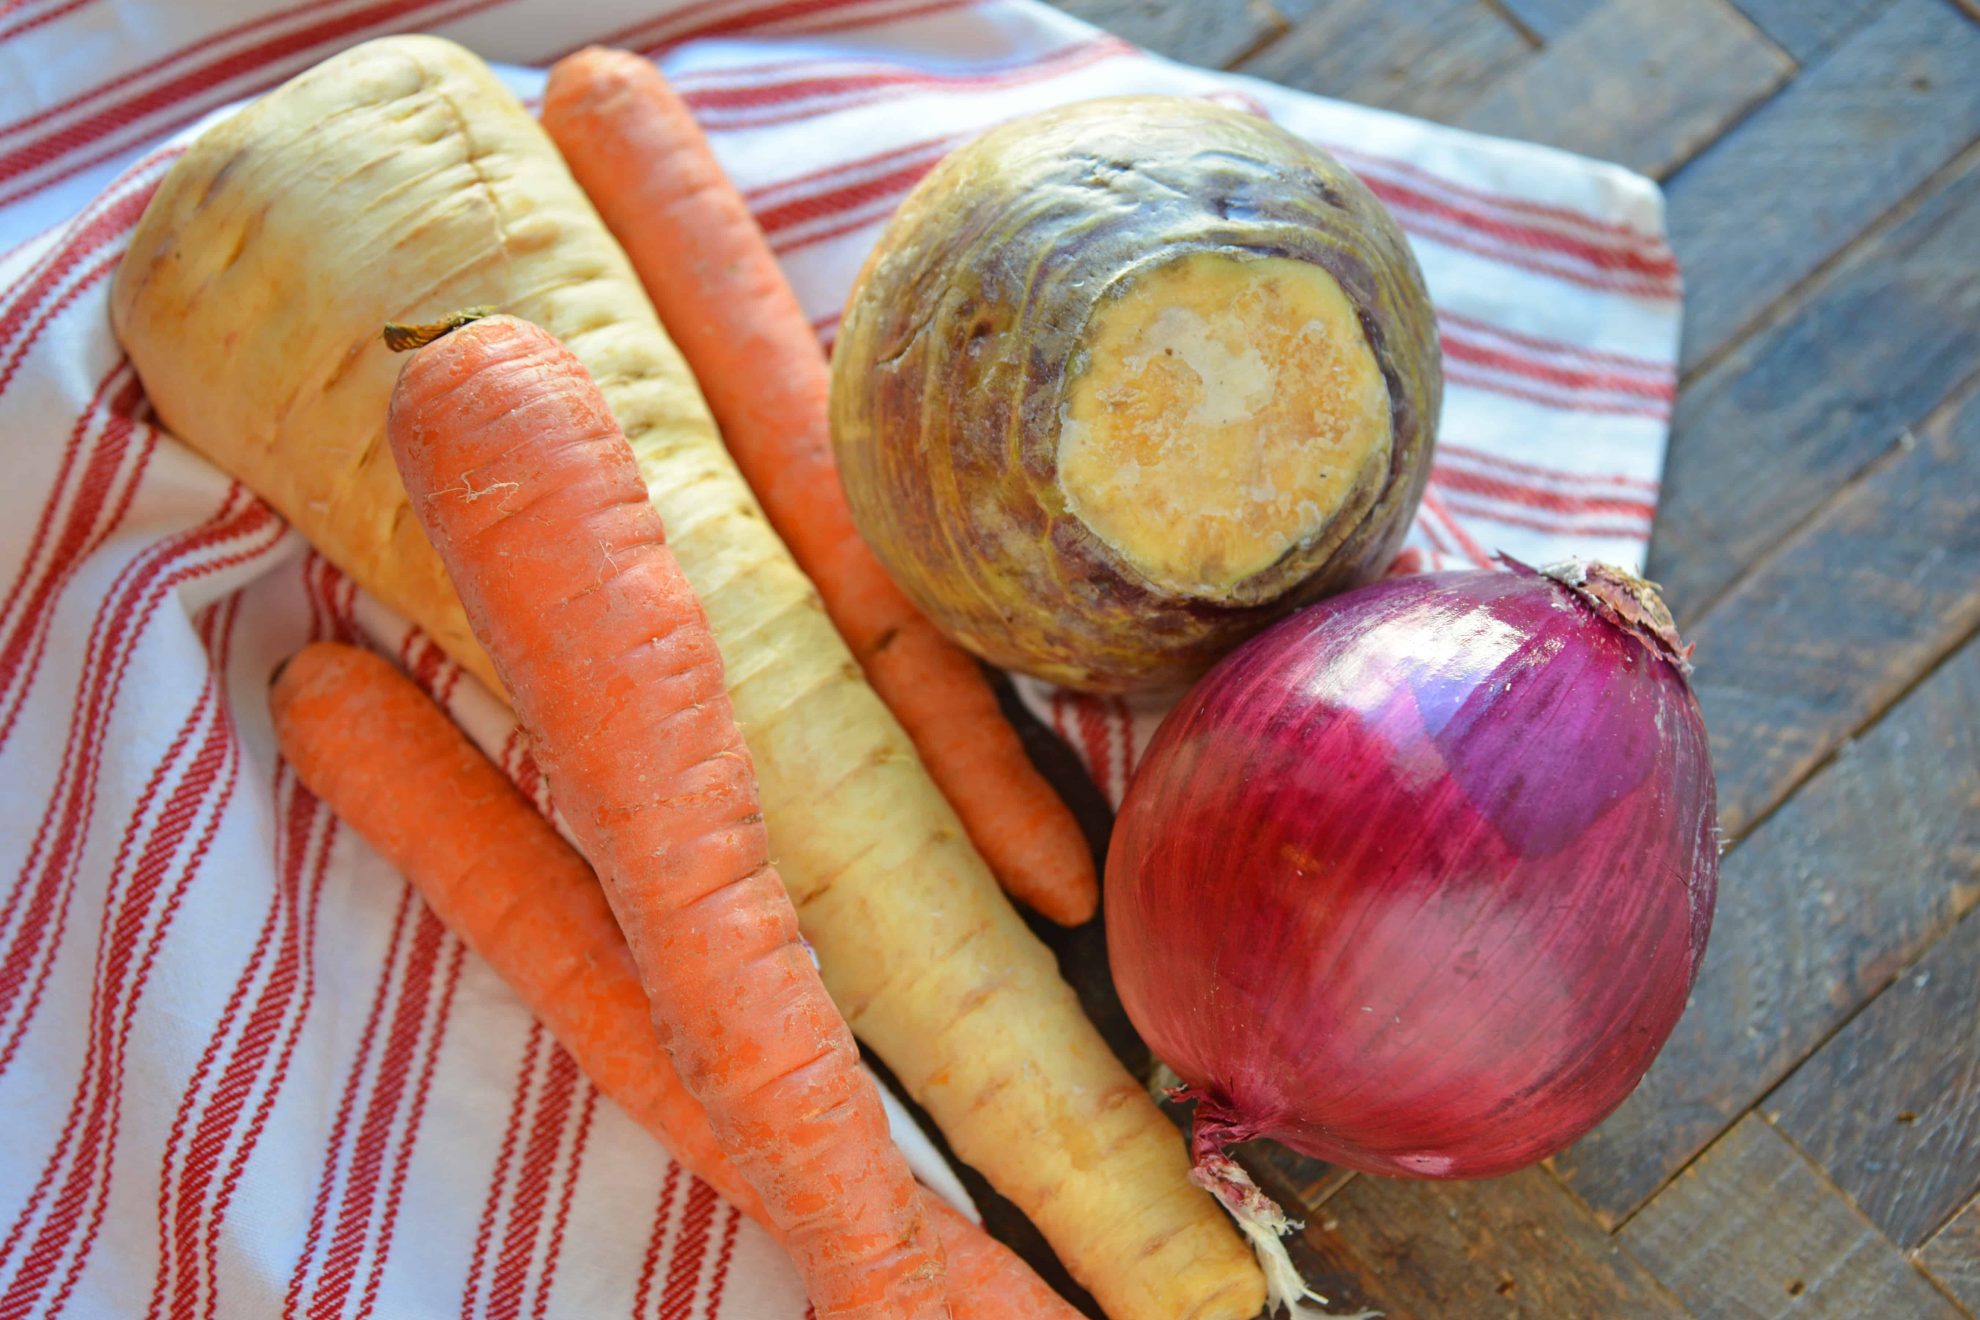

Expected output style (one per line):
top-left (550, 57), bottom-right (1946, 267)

top-left (384, 313), bottom-right (947, 1320)
top-left (268, 641), bottom-right (1080, 1320)
top-left (540, 48), bottom-right (1098, 926)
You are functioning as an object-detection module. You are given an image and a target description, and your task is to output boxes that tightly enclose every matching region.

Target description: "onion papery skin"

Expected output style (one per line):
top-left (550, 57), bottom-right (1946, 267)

top-left (1105, 563), bottom-right (1718, 1180)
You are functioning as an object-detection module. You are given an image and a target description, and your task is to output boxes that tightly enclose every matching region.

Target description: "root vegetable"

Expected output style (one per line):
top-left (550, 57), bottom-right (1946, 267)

top-left (269, 640), bottom-right (1080, 1320)
top-left (540, 47), bottom-right (1097, 926)
top-left (830, 96), bottom-right (1441, 693)
top-left (109, 38), bottom-right (1261, 1320)
top-left (385, 312), bottom-right (945, 1319)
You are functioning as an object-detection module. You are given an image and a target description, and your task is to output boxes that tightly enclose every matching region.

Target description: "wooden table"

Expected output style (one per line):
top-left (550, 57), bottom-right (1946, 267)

top-left (957, 2), bottom-right (1980, 1314)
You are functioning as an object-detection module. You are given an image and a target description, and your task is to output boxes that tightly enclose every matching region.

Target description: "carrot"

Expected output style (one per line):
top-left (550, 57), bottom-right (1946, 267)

top-left (384, 313), bottom-right (946, 1320)
top-left (110, 40), bottom-right (1265, 1320)
top-left (540, 47), bottom-right (1096, 926)
top-left (268, 641), bottom-right (1080, 1320)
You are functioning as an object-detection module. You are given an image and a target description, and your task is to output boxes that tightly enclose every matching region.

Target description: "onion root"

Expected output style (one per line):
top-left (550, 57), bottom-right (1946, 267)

top-left (1183, 1093), bottom-right (1380, 1319)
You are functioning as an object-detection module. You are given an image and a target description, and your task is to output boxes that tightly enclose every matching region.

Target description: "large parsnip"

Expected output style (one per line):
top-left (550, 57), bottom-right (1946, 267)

top-left (110, 36), bottom-right (1262, 1320)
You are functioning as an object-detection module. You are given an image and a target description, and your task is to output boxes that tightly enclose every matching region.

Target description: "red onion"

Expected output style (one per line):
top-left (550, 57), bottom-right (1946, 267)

top-left (1106, 560), bottom-right (1716, 1292)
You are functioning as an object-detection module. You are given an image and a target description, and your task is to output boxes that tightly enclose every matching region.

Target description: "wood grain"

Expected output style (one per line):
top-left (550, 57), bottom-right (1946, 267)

top-left (1249, 1141), bottom-right (1354, 1217)
top-left (1919, 1193), bottom-right (1980, 1312)
top-left (1493, 0), bottom-right (1601, 39)
top-left (1049, 0), bottom-right (1284, 67)
top-left (1236, 0), bottom-right (1530, 123)
top-left (1458, 0), bottom-right (1793, 179)
top-left (1552, 637), bottom-right (1980, 1224)
top-left (1621, 1115), bottom-right (1965, 1319)
top-left (1649, 145), bottom-right (1980, 616)
top-left (1687, 385), bottom-right (1980, 839)
top-left (1665, 0), bottom-right (1980, 373)
top-left (1768, 910), bottom-right (1980, 1248)
top-left (1299, 1167), bottom-right (1686, 1318)
top-left (1728, 0), bottom-right (1903, 61)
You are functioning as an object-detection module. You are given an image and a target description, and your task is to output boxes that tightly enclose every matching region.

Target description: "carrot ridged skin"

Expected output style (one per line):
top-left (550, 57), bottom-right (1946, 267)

top-left (268, 641), bottom-right (1079, 1320)
top-left (540, 47), bottom-right (1097, 926)
top-left (386, 316), bottom-right (947, 1320)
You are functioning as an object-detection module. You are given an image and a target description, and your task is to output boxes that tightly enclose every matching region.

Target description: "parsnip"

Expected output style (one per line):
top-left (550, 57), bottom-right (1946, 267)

top-left (110, 37), bottom-right (1263, 1320)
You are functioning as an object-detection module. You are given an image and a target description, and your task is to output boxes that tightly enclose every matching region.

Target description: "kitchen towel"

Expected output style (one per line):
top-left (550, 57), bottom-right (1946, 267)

top-left (0, 2), bottom-right (1681, 1316)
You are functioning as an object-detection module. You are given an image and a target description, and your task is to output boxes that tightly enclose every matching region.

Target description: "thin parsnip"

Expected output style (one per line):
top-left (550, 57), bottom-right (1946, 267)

top-left (269, 640), bottom-right (1079, 1320)
top-left (108, 37), bottom-right (1263, 1320)
top-left (539, 46), bottom-right (1096, 926)
top-left (388, 313), bottom-right (944, 1320)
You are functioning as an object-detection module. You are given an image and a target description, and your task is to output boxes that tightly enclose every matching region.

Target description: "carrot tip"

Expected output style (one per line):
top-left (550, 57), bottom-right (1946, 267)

top-left (382, 305), bottom-right (498, 353)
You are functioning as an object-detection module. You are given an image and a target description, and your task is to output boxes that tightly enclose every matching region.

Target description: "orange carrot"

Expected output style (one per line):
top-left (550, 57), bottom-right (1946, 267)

top-left (541, 48), bottom-right (1098, 926)
top-left (268, 641), bottom-right (1080, 1320)
top-left (384, 313), bottom-right (946, 1320)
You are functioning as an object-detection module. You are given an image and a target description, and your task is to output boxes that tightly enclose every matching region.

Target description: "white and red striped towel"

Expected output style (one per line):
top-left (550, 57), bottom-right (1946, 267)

top-left (0, 2), bottom-right (1682, 1316)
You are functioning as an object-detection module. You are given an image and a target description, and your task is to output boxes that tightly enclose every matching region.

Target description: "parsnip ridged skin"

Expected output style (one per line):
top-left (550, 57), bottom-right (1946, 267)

top-left (831, 96), bottom-right (1442, 692)
top-left (108, 38), bottom-right (1261, 1320)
